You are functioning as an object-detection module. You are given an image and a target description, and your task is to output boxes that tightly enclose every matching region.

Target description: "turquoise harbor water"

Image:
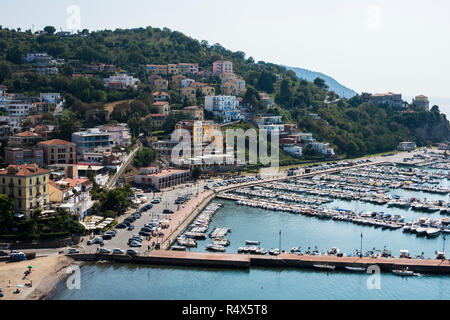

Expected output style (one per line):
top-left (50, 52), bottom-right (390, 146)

top-left (52, 167), bottom-right (450, 300)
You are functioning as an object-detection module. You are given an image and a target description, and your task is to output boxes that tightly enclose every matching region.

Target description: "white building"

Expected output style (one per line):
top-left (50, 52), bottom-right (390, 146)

top-left (204, 95), bottom-right (242, 123)
top-left (398, 141), bottom-right (416, 151)
top-left (105, 73), bottom-right (140, 89)
top-left (283, 145), bottom-right (303, 157)
top-left (40, 93), bottom-right (61, 104)
top-left (181, 78), bottom-right (196, 88)
top-left (72, 128), bottom-right (112, 155)
top-left (311, 142), bottom-right (335, 156)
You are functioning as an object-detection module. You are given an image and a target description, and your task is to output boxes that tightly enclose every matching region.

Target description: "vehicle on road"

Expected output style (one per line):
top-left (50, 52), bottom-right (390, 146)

top-left (68, 248), bottom-right (80, 254)
top-left (151, 198), bottom-right (162, 204)
top-left (98, 248), bottom-right (112, 254)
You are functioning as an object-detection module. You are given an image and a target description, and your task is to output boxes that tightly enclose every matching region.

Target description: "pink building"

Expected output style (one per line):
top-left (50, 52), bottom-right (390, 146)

top-left (213, 60), bottom-right (233, 77)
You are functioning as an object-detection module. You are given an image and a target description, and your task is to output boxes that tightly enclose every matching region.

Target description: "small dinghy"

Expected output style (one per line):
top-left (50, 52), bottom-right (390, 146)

top-left (392, 269), bottom-right (415, 276)
top-left (245, 240), bottom-right (260, 245)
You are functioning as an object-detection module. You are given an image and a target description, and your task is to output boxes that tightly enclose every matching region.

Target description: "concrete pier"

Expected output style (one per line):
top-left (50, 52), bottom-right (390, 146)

top-left (67, 251), bottom-right (450, 274)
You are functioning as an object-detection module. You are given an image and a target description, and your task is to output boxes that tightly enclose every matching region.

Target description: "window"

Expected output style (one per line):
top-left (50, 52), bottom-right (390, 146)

top-left (29, 188), bottom-right (32, 196)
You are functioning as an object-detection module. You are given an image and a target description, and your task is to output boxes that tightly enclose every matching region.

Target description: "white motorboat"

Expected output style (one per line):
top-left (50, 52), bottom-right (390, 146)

top-left (392, 269), bottom-right (415, 276)
top-left (344, 266), bottom-right (366, 272)
top-left (269, 249), bottom-right (280, 256)
top-left (416, 227), bottom-right (427, 236)
top-left (426, 228), bottom-right (441, 237)
top-left (206, 244), bottom-right (226, 252)
top-left (313, 264), bottom-right (336, 271)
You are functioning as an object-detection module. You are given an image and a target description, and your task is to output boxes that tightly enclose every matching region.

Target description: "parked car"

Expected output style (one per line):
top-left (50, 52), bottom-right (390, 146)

top-left (151, 198), bottom-right (161, 204)
top-left (129, 241), bottom-right (142, 248)
top-left (98, 248), bottom-right (111, 254)
top-left (115, 223), bottom-right (127, 229)
top-left (87, 240), bottom-right (95, 245)
top-left (68, 248), bottom-right (80, 254)
top-left (127, 225), bottom-right (135, 231)
top-left (112, 248), bottom-right (125, 255)
top-left (102, 234), bottom-right (112, 240)
top-left (139, 231), bottom-right (151, 237)
top-left (163, 209), bottom-right (174, 214)
top-left (94, 237), bottom-right (103, 244)
top-left (126, 249), bottom-right (139, 256)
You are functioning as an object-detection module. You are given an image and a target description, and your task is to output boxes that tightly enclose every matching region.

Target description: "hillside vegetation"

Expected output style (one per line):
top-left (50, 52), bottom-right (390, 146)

top-left (0, 26), bottom-right (448, 158)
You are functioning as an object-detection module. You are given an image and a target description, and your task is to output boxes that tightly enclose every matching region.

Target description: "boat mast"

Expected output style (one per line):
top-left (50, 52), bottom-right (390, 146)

top-left (360, 233), bottom-right (363, 258)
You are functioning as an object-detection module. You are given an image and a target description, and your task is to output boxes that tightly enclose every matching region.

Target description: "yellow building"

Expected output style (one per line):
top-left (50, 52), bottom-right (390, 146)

top-left (168, 64), bottom-right (180, 75)
top-left (221, 79), bottom-right (246, 96)
top-left (181, 87), bottom-right (196, 101)
top-left (183, 106), bottom-right (204, 120)
top-left (153, 78), bottom-right (168, 91)
top-left (0, 164), bottom-right (49, 216)
top-left (200, 86), bottom-right (216, 96)
top-left (170, 75), bottom-right (186, 89)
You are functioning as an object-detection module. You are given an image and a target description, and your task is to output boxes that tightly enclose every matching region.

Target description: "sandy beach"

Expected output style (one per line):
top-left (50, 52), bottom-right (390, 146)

top-left (0, 254), bottom-right (78, 300)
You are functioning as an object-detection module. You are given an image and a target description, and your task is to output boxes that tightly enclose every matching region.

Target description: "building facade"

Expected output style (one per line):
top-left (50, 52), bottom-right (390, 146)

top-left (38, 139), bottom-right (77, 165)
top-left (0, 164), bottom-right (49, 216)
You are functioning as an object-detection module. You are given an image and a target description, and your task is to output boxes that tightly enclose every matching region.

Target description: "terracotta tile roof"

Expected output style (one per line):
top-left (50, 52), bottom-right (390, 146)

top-left (38, 139), bottom-right (73, 146)
top-left (0, 164), bottom-right (48, 176)
top-left (15, 131), bottom-right (39, 137)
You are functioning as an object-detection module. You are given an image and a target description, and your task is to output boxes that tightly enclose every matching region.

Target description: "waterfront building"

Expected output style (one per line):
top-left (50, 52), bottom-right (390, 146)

top-left (398, 141), bottom-right (417, 151)
top-left (48, 177), bottom-right (94, 219)
top-left (0, 164), bottom-right (49, 216)
top-left (37, 139), bottom-right (77, 165)
top-left (72, 128), bottom-right (112, 155)
top-left (310, 141), bottom-right (335, 156)
top-left (213, 60), bottom-right (233, 77)
top-left (134, 167), bottom-right (190, 190)
top-left (178, 63), bottom-right (199, 76)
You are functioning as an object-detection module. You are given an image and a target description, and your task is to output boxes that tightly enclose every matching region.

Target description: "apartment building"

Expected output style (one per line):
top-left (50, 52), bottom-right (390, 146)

top-left (361, 92), bottom-right (406, 108)
top-left (134, 167), bottom-right (190, 190)
top-left (213, 60), bottom-right (233, 77)
top-left (72, 128), bottom-right (112, 155)
top-left (37, 139), bottom-right (77, 165)
top-left (0, 164), bottom-right (50, 216)
top-left (204, 95), bottom-right (242, 123)
top-left (154, 78), bottom-right (169, 91)
top-left (181, 87), bottom-right (197, 101)
top-left (4, 146), bottom-right (44, 165)
top-left (48, 177), bottom-right (94, 219)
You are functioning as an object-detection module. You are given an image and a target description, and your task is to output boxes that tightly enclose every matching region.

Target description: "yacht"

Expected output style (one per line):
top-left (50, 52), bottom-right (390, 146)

top-left (426, 228), bottom-right (441, 237)
top-left (392, 268), bottom-right (415, 276)
top-left (416, 227), bottom-right (427, 236)
top-left (206, 244), bottom-right (226, 252)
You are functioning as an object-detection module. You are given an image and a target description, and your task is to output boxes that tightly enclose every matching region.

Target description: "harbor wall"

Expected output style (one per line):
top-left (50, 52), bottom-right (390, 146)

top-left (66, 252), bottom-right (450, 274)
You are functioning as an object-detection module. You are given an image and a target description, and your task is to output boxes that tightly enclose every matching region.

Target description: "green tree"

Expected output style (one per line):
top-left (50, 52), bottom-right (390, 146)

top-left (134, 148), bottom-right (157, 167)
top-left (192, 166), bottom-right (201, 180)
top-left (58, 109), bottom-right (81, 141)
top-left (44, 26), bottom-right (56, 35)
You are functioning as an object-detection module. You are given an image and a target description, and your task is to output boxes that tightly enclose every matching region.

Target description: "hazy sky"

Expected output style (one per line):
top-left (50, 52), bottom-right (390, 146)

top-left (1, 0), bottom-right (449, 100)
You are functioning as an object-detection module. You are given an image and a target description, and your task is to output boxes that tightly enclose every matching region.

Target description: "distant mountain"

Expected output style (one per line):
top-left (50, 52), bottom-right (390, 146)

top-left (285, 66), bottom-right (357, 98)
